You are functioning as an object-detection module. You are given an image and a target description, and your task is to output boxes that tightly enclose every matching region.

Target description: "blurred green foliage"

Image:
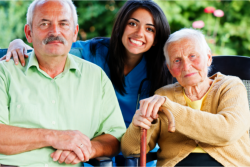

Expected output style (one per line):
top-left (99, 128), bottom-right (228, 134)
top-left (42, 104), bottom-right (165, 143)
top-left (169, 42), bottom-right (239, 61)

top-left (0, 0), bottom-right (249, 56)
top-left (155, 0), bottom-right (250, 56)
top-left (0, 1), bottom-right (30, 48)
top-left (74, 1), bottom-right (124, 40)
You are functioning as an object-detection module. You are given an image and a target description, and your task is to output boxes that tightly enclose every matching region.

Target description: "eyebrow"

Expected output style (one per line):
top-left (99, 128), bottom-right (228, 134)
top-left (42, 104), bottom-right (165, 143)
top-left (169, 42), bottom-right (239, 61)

top-left (40, 19), bottom-right (50, 22)
top-left (40, 19), bottom-right (70, 22)
top-left (60, 19), bottom-right (70, 22)
top-left (130, 18), bottom-right (155, 27)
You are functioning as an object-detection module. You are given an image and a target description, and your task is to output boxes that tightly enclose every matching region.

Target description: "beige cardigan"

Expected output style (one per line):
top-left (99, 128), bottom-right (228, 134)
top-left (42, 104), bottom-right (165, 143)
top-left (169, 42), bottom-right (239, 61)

top-left (121, 73), bottom-right (250, 166)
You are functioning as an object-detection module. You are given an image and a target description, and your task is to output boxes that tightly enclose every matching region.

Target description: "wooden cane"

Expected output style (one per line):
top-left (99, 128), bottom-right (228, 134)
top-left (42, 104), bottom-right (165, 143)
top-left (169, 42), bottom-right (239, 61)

top-left (140, 128), bottom-right (147, 166)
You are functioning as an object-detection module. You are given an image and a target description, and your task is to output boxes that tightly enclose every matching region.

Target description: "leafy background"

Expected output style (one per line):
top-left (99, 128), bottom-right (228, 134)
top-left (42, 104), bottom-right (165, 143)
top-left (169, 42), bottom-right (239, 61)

top-left (0, 0), bottom-right (249, 57)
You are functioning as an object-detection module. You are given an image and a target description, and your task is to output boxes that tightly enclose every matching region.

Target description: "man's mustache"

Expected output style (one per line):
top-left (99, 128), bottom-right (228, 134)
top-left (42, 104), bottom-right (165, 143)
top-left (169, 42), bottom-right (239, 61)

top-left (42, 35), bottom-right (67, 45)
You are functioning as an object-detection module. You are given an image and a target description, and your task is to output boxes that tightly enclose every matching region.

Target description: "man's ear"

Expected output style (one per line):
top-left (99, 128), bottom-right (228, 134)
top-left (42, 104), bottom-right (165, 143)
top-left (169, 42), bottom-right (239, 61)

top-left (24, 24), bottom-right (32, 43)
top-left (73, 24), bottom-right (79, 42)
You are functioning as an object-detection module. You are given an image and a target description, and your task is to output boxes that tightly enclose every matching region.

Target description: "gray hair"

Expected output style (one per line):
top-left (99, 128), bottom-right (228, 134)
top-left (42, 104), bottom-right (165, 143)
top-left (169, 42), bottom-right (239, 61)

top-left (163, 28), bottom-right (212, 73)
top-left (26, 0), bottom-right (78, 29)
top-left (164, 28), bottom-right (211, 64)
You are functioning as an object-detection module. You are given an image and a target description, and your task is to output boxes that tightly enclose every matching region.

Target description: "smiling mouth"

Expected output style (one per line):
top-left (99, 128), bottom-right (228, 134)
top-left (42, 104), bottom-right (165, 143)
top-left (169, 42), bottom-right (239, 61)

top-left (129, 38), bottom-right (144, 46)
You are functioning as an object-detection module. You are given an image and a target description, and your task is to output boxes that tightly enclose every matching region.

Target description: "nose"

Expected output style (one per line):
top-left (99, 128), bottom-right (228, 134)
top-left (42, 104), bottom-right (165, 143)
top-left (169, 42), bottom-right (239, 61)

top-left (183, 60), bottom-right (191, 71)
top-left (49, 23), bottom-right (60, 36)
top-left (135, 26), bottom-right (144, 37)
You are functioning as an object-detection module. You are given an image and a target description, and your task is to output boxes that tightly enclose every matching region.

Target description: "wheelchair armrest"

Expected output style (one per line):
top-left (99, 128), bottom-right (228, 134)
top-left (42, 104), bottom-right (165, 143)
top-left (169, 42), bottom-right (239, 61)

top-left (125, 154), bottom-right (140, 166)
top-left (125, 152), bottom-right (157, 166)
top-left (85, 157), bottom-right (113, 166)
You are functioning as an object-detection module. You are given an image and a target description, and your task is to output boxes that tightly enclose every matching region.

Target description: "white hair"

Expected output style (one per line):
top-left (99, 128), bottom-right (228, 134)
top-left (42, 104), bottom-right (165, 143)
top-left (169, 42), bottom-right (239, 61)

top-left (26, 0), bottom-right (78, 29)
top-left (164, 28), bottom-right (211, 65)
top-left (163, 28), bottom-right (212, 73)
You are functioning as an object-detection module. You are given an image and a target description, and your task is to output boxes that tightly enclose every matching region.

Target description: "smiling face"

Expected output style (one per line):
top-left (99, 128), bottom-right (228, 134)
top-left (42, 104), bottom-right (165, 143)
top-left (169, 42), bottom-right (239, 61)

top-left (25, 0), bottom-right (78, 58)
top-left (166, 38), bottom-right (212, 87)
top-left (121, 8), bottom-right (156, 58)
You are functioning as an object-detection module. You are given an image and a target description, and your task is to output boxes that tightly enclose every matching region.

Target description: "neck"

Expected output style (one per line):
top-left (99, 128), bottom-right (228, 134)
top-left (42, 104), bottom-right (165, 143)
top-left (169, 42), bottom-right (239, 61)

top-left (36, 54), bottom-right (67, 78)
top-left (124, 52), bottom-right (143, 76)
top-left (184, 78), bottom-right (213, 101)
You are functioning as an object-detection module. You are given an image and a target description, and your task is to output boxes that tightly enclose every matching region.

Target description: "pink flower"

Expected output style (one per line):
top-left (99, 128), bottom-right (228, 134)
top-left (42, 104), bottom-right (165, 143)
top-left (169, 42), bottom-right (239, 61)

top-left (213, 9), bottom-right (224, 17)
top-left (192, 20), bottom-right (205, 29)
top-left (204, 7), bottom-right (215, 13)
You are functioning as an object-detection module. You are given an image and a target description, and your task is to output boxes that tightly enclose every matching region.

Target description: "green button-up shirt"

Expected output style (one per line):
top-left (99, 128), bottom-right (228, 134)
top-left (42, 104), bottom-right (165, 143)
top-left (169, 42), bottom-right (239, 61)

top-left (0, 51), bottom-right (126, 167)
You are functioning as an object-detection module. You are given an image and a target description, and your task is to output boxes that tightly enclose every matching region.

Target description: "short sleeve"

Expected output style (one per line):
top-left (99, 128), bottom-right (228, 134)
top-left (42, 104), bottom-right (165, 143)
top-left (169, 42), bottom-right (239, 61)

top-left (0, 63), bottom-right (10, 124)
top-left (93, 70), bottom-right (126, 141)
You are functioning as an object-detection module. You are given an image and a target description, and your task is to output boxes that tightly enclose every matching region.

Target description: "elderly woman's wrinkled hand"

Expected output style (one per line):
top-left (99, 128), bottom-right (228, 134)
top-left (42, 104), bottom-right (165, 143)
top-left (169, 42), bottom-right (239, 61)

top-left (139, 95), bottom-right (166, 119)
top-left (133, 95), bottom-right (175, 132)
top-left (132, 109), bottom-right (154, 129)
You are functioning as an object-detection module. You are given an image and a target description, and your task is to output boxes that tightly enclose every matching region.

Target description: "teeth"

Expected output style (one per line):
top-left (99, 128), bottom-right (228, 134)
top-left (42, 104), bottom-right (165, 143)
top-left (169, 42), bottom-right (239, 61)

top-left (130, 39), bottom-right (143, 46)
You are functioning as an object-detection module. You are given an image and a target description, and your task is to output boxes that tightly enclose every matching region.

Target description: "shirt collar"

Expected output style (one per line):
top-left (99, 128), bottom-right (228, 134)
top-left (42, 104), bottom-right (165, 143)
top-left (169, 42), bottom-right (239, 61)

top-left (24, 51), bottom-right (39, 74)
top-left (24, 50), bottom-right (81, 76)
top-left (64, 53), bottom-right (81, 76)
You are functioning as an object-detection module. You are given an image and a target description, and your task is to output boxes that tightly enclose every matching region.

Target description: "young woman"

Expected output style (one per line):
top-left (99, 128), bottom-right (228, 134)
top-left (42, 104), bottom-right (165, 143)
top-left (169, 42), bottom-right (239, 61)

top-left (3, 0), bottom-right (173, 128)
top-left (2, 0), bottom-right (173, 165)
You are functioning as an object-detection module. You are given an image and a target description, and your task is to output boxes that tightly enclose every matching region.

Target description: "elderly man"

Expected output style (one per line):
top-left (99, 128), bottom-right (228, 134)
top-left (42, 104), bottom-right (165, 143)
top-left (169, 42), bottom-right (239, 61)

top-left (0, 0), bottom-right (126, 166)
top-left (121, 28), bottom-right (250, 166)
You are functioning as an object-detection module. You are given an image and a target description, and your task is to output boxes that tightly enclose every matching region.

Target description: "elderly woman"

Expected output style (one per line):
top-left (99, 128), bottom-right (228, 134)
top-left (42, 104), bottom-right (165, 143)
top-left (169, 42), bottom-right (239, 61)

top-left (121, 28), bottom-right (250, 166)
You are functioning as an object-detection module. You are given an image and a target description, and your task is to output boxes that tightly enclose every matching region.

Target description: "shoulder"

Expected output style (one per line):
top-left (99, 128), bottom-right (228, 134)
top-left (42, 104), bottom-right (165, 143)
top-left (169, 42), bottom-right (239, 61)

top-left (0, 60), bottom-right (7, 75)
top-left (70, 53), bottom-right (101, 70)
top-left (0, 59), bottom-right (26, 84)
top-left (72, 38), bottom-right (110, 50)
top-left (92, 37), bottom-right (110, 47)
top-left (72, 39), bottom-right (91, 48)
top-left (207, 72), bottom-right (248, 101)
top-left (212, 72), bottom-right (244, 89)
top-left (0, 59), bottom-right (15, 68)
top-left (72, 38), bottom-right (110, 64)
top-left (155, 82), bottom-right (181, 97)
top-left (0, 59), bottom-right (22, 73)
top-left (70, 53), bottom-right (107, 78)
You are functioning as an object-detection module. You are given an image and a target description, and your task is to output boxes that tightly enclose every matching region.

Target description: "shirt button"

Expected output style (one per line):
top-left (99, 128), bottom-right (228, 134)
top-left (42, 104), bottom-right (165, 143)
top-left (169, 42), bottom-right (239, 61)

top-left (51, 80), bottom-right (54, 83)
top-left (45, 164), bottom-right (48, 167)
top-left (17, 105), bottom-right (21, 109)
top-left (52, 121), bottom-right (56, 125)
top-left (52, 100), bottom-right (56, 104)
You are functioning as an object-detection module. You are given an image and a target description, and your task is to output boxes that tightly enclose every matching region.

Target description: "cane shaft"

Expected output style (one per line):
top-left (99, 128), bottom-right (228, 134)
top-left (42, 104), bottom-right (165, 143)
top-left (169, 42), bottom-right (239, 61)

top-left (140, 128), bottom-right (147, 166)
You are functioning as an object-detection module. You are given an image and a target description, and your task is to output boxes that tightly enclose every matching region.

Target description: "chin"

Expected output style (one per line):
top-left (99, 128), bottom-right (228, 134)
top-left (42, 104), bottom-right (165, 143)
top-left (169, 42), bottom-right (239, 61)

top-left (46, 50), bottom-right (65, 57)
top-left (46, 47), bottom-right (67, 55)
top-left (128, 49), bottom-right (145, 56)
